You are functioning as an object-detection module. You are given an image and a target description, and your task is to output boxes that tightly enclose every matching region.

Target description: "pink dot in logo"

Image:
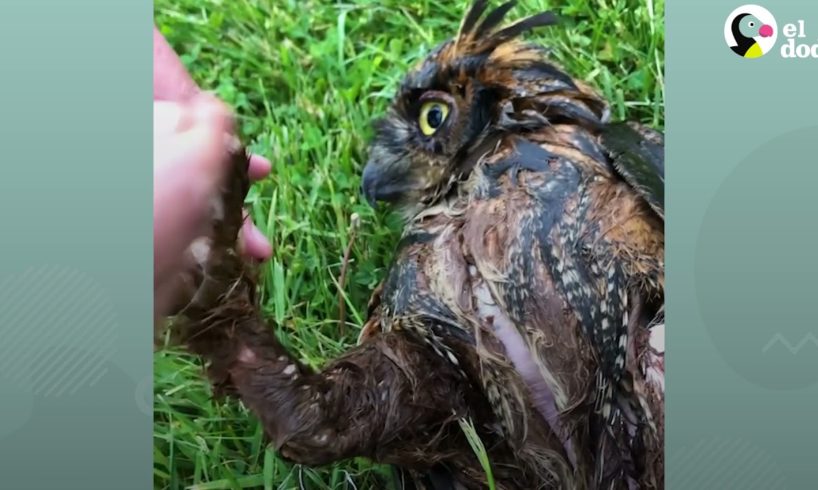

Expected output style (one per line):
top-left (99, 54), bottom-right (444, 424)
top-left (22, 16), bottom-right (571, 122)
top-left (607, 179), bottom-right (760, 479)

top-left (759, 24), bottom-right (773, 37)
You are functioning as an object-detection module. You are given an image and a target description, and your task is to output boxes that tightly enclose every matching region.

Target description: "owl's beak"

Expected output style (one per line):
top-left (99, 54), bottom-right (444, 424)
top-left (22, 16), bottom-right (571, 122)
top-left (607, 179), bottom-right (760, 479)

top-left (361, 162), bottom-right (380, 207)
top-left (361, 159), bottom-right (408, 207)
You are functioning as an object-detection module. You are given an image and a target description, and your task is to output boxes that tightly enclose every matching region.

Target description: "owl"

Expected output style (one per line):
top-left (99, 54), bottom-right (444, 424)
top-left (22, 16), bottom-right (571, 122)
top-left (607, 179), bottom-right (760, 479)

top-left (173, 1), bottom-right (665, 489)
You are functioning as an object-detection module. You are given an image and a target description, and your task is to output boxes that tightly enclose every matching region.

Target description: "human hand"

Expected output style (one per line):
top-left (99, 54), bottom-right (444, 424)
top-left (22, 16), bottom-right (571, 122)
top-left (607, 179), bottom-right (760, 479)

top-left (154, 26), bottom-right (272, 319)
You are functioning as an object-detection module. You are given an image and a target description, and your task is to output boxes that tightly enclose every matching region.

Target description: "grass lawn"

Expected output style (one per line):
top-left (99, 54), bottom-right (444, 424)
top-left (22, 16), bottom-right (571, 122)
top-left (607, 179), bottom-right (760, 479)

top-left (152, 0), bottom-right (664, 488)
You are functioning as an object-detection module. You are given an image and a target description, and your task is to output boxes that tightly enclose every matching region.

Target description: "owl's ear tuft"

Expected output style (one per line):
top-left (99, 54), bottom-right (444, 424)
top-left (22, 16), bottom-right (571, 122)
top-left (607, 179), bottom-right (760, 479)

top-left (456, 1), bottom-right (560, 56)
top-left (474, 1), bottom-right (517, 38)
top-left (458, 0), bottom-right (491, 38)
top-left (490, 11), bottom-right (560, 46)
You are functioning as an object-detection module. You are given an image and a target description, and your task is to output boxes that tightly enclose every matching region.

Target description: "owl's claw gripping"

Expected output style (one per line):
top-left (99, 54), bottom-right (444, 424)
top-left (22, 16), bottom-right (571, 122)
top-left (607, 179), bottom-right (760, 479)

top-left (165, 143), bottom-right (477, 476)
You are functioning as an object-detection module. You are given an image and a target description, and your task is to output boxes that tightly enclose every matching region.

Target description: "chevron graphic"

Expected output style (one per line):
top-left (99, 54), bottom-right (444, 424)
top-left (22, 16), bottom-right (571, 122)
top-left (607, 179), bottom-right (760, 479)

top-left (761, 333), bottom-right (818, 355)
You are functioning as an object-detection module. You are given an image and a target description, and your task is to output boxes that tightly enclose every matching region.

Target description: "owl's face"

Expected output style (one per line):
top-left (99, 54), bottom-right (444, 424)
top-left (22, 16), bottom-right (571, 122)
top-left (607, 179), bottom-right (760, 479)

top-left (360, 3), bottom-right (603, 216)
top-left (361, 40), bottom-right (498, 212)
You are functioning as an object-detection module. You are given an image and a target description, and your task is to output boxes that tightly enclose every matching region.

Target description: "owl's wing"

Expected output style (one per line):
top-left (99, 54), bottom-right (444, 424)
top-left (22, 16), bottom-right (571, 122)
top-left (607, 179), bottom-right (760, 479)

top-left (599, 121), bottom-right (665, 220)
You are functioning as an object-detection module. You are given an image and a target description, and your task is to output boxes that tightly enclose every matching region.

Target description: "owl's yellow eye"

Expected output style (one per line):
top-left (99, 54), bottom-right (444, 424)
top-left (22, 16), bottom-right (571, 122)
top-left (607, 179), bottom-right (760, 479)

top-left (418, 101), bottom-right (450, 136)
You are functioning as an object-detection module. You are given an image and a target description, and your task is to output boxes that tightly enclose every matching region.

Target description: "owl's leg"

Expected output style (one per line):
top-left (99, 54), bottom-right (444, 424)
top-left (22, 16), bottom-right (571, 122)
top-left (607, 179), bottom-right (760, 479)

top-left (167, 148), bottom-right (469, 468)
top-left (179, 296), bottom-right (470, 467)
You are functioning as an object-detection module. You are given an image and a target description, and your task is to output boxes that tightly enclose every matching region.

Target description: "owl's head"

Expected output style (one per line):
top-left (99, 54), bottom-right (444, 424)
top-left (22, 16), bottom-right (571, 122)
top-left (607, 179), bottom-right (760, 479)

top-left (361, 0), bottom-right (609, 216)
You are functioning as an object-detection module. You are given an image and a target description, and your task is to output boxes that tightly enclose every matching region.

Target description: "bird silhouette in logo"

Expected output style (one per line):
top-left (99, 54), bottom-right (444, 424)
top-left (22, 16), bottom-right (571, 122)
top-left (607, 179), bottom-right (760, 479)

top-left (731, 12), bottom-right (774, 58)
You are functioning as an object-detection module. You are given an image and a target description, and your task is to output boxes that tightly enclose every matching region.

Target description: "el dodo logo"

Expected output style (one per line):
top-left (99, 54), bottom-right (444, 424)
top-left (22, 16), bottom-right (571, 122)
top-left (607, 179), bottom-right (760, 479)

top-left (726, 5), bottom-right (818, 60)
top-left (725, 5), bottom-right (776, 58)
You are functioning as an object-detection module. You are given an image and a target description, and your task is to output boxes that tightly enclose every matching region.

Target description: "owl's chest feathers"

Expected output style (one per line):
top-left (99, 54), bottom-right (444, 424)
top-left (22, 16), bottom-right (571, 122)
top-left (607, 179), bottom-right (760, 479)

top-left (382, 127), bottom-right (661, 338)
top-left (373, 130), bottom-right (663, 462)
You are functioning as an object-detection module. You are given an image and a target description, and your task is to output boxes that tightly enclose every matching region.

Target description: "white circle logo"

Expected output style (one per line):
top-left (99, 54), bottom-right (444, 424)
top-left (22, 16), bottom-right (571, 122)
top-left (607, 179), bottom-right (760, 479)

top-left (724, 5), bottom-right (778, 58)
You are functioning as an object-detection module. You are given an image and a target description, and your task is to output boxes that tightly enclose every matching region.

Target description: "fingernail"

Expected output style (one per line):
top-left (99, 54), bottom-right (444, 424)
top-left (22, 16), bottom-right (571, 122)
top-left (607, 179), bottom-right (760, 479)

top-left (243, 217), bottom-right (265, 241)
top-left (249, 154), bottom-right (273, 180)
top-left (246, 222), bottom-right (272, 258)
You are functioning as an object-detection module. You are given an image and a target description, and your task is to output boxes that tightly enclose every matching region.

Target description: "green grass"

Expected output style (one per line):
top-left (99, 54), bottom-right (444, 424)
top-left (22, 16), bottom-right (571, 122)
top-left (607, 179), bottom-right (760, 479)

top-left (153, 0), bottom-right (664, 488)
